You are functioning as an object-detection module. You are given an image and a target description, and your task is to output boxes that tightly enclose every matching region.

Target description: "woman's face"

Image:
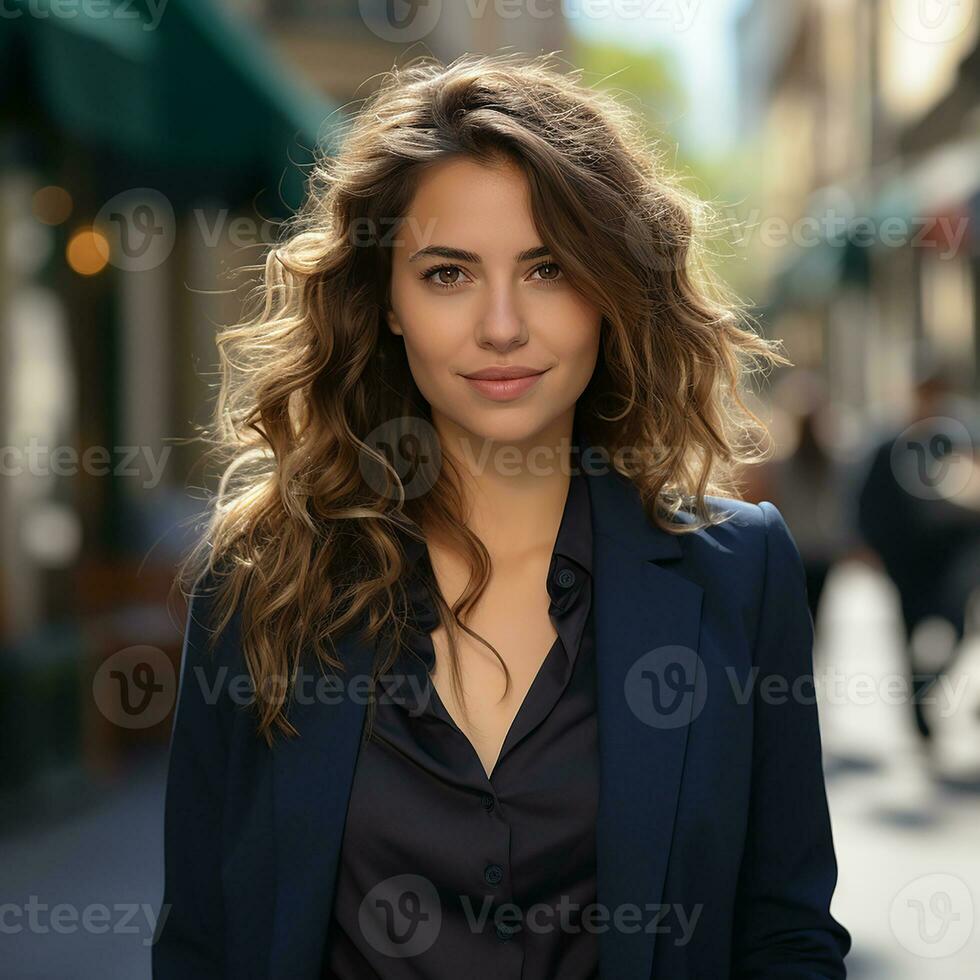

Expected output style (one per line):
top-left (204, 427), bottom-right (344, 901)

top-left (386, 155), bottom-right (602, 455)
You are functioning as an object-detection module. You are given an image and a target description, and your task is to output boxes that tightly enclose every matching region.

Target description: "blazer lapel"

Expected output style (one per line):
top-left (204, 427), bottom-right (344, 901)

top-left (587, 462), bottom-right (704, 980)
top-left (268, 456), bottom-right (703, 980)
top-left (269, 629), bottom-right (375, 980)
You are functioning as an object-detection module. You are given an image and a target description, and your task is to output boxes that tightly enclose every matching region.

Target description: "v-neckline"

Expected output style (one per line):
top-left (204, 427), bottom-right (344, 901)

top-left (425, 625), bottom-right (565, 781)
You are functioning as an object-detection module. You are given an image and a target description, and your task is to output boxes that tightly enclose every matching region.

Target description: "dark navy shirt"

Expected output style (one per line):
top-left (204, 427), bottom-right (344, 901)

top-left (322, 466), bottom-right (599, 979)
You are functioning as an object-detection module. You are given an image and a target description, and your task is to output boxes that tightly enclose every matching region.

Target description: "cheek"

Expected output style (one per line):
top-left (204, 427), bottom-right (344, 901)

top-left (399, 298), bottom-right (459, 355)
top-left (390, 278), bottom-right (455, 361)
top-left (396, 312), bottom-right (461, 392)
top-left (403, 330), bottom-right (455, 373)
top-left (552, 296), bottom-right (602, 363)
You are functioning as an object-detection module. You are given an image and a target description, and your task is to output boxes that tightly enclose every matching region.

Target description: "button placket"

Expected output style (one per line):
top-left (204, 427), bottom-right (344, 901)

top-left (479, 818), bottom-right (520, 951)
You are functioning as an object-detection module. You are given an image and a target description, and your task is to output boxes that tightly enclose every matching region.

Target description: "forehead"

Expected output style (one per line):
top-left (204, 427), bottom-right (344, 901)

top-left (398, 156), bottom-right (538, 251)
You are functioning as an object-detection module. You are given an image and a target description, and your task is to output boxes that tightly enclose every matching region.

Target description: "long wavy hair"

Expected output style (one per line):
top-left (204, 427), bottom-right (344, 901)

top-left (176, 51), bottom-right (788, 748)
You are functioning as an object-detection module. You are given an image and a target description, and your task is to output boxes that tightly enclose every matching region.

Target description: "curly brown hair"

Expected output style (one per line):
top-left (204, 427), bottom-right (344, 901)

top-left (176, 51), bottom-right (787, 748)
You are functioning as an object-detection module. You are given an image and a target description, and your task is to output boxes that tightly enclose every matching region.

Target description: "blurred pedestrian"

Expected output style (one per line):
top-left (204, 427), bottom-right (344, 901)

top-left (743, 369), bottom-right (854, 631)
top-left (856, 352), bottom-right (980, 748)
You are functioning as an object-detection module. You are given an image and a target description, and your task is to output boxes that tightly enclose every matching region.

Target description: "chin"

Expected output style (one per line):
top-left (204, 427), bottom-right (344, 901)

top-left (452, 413), bottom-right (557, 452)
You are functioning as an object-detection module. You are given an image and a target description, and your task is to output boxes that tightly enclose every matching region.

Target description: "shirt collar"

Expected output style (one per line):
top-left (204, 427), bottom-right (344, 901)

top-left (551, 463), bottom-right (593, 578)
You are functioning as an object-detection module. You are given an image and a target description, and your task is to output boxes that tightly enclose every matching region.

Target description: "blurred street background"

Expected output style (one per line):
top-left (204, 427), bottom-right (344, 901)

top-left (1, 0), bottom-right (979, 977)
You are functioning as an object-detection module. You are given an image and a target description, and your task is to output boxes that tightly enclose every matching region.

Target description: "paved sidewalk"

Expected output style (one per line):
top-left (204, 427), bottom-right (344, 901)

top-left (0, 748), bottom-right (167, 979)
top-left (817, 561), bottom-right (980, 979)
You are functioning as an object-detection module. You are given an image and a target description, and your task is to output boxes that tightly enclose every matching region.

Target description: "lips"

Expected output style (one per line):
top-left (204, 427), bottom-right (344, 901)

top-left (461, 367), bottom-right (549, 401)
top-left (462, 366), bottom-right (547, 380)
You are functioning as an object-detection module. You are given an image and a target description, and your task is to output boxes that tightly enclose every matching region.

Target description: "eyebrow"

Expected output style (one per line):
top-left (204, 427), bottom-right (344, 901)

top-left (407, 244), bottom-right (552, 264)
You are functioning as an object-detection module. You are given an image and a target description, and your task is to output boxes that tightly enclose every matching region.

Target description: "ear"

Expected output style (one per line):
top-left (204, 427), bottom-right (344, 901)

top-left (386, 306), bottom-right (403, 337)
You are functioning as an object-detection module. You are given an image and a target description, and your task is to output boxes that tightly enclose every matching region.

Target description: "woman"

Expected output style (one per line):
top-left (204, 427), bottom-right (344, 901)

top-left (153, 53), bottom-right (851, 980)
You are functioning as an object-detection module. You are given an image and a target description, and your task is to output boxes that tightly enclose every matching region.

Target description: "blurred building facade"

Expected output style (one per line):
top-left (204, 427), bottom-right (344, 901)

top-left (0, 0), bottom-right (341, 813)
top-left (225, 0), bottom-right (569, 106)
top-left (736, 0), bottom-right (980, 427)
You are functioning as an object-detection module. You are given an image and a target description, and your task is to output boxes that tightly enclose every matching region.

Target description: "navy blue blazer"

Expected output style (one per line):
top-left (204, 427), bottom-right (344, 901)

top-left (153, 462), bottom-right (851, 979)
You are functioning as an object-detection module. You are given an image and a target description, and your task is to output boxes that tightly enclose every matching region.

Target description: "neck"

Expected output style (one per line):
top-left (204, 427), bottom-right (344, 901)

top-left (431, 410), bottom-right (578, 559)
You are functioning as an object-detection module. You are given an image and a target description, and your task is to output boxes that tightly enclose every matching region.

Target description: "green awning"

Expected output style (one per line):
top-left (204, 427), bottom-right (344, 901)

top-left (2, 0), bottom-right (339, 211)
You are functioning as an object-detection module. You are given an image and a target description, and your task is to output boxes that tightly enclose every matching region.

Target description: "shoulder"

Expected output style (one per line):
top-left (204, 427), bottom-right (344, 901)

top-left (180, 565), bottom-right (249, 688)
top-left (666, 496), bottom-right (806, 630)
top-left (670, 495), bottom-right (798, 568)
top-left (682, 494), bottom-right (795, 554)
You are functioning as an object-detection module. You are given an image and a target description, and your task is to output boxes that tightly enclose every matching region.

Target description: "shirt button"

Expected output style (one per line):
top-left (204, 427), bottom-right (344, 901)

top-left (480, 792), bottom-right (495, 812)
top-left (557, 568), bottom-right (576, 589)
top-left (484, 863), bottom-right (504, 886)
top-left (495, 921), bottom-right (517, 941)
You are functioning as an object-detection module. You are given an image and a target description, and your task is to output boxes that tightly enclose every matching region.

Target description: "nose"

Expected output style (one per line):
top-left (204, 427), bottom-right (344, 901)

top-left (474, 280), bottom-right (529, 353)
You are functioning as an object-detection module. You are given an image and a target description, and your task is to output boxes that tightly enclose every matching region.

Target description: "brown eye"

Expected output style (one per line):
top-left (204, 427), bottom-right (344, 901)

top-left (421, 264), bottom-right (467, 289)
top-left (435, 267), bottom-right (461, 286)
top-left (534, 262), bottom-right (562, 282)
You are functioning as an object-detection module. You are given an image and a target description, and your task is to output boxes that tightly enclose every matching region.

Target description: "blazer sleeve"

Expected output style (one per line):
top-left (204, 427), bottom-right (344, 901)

top-left (731, 502), bottom-right (852, 978)
top-left (152, 581), bottom-right (233, 978)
